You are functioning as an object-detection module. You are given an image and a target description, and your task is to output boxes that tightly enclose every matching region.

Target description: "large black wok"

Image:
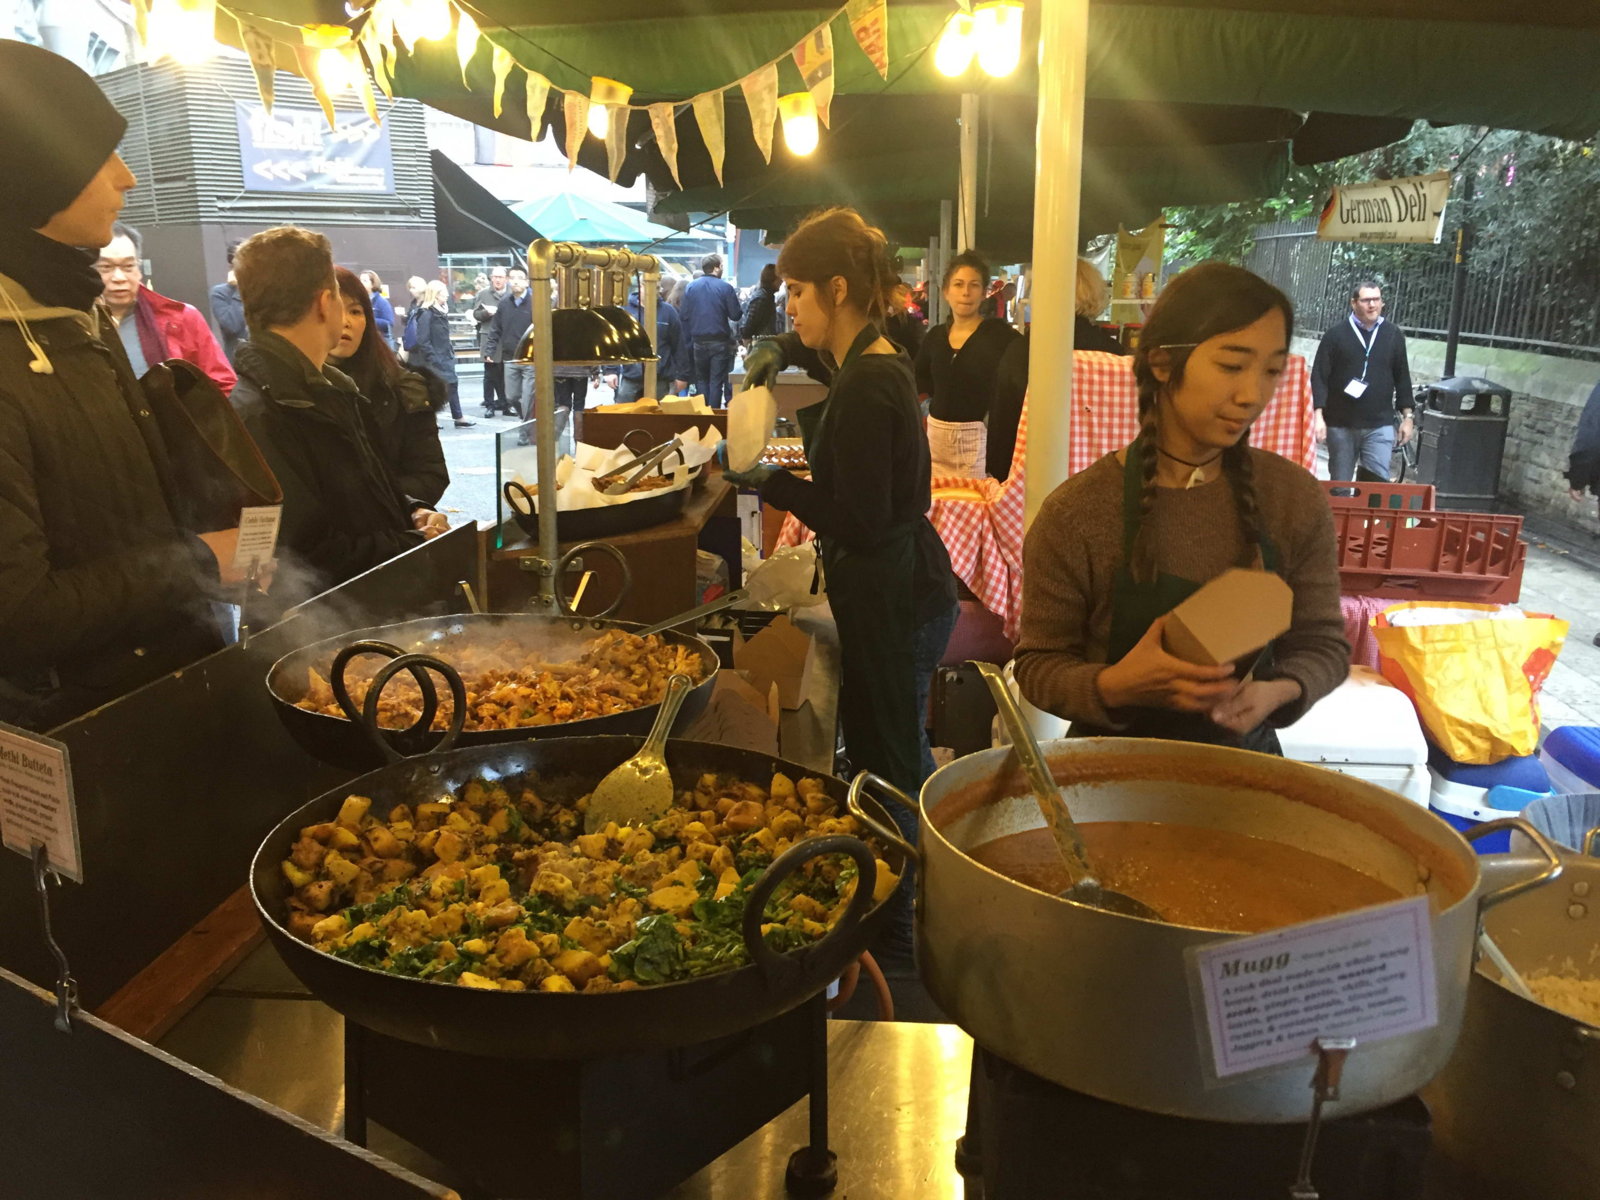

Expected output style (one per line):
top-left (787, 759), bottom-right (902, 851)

top-left (267, 613), bottom-right (719, 771)
top-left (249, 724), bottom-right (902, 1061)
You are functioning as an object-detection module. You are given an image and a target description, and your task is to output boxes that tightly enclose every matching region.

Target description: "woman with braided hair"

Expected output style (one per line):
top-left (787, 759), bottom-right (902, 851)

top-left (1013, 262), bottom-right (1348, 753)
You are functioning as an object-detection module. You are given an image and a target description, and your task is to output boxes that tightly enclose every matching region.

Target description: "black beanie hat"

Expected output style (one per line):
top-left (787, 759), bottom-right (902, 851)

top-left (0, 41), bottom-right (129, 230)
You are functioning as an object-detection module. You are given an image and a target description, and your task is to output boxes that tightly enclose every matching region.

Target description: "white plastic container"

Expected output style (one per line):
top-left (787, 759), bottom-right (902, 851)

top-left (1278, 666), bottom-right (1430, 806)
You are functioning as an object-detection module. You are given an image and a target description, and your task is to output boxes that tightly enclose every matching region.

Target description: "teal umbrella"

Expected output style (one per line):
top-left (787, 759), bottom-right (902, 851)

top-left (510, 192), bottom-right (687, 246)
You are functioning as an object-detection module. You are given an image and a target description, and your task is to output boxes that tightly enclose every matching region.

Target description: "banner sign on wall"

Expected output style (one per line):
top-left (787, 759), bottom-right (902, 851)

top-left (236, 103), bottom-right (395, 194)
top-left (1317, 171), bottom-right (1451, 245)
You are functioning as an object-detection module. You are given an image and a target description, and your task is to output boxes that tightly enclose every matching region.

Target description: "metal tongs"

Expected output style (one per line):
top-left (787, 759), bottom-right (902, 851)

top-left (595, 436), bottom-right (683, 495)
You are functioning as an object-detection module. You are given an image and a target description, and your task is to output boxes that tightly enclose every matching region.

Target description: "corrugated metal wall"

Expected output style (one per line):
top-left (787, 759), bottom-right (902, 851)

top-left (98, 57), bottom-right (434, 230)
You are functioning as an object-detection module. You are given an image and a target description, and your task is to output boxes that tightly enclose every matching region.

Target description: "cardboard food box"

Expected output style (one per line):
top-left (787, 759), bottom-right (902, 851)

top-left (1162, 568), bottom-right (1293, 671)
top-left (732, 615), bottom-right (817, 710)
top-left (679, 669), bottom-right (780, 756)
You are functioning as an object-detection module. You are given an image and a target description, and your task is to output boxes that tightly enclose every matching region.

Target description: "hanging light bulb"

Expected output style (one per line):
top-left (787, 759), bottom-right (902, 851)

top-left (973, 1), bottom-right (1024, 78)
top-left (778, 92), bottom-right (819, 156)
top-left (933, 10), bottom-right (976, 77)
top-left (586, 77), bottom-right (632, 140)
top-left (315, 47), bottom-right (361, 93)
top-left (392, 0), bottom-right (453, 46)
top-left (146, 0), bottom-right (218, 65)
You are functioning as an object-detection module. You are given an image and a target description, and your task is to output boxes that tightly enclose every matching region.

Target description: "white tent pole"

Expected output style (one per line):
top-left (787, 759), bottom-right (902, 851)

top-left (958, 92), bottom-right (979, 251)
top-left (1024, 0), bottom-right (1090, 527)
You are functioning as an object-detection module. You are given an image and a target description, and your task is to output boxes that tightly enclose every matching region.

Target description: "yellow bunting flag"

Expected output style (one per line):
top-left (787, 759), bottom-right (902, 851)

top-left (847, 0), bottom-right (890, 79)
top-left (563, 91), bottom-right (591, 171)
top-left (739, 62), bottom-right (779, 164)
top-left (793, 24), bottom-right (836, 127)
top-left (292, 43), bottom-right (336, 128)
top-left (692, 91), bottom-right (726, 186)
top-left (649, 103), bottom-right (682, 189)
top-left (455, 9), bottom-right (480, 85)
top-left (364, 29), bottom-right (395, 100)
top-left (605, 109), bottom-right (629, 182)
top-left (238, 17), bottom-right (277, 110)
top-left (132, 0), bottom-right (149, 47)
top-left (491, 45), bottom-right (514, 118)
top-left (355, 52), bottom-right (380, 125)
top-left (525, 71), bottom-right (552, 141)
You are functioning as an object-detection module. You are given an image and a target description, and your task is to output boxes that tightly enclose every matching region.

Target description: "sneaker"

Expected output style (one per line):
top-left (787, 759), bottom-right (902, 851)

top-left (454, 419), bottom-right (476, 428)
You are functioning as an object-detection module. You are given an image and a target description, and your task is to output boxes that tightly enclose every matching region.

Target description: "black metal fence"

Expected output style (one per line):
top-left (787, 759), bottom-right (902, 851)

top-left (1246, 218), bottom-right (1600, 362)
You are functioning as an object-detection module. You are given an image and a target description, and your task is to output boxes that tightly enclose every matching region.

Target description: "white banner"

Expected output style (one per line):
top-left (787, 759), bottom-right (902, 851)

top-left (1317, 171), bottom-right (1451, 245)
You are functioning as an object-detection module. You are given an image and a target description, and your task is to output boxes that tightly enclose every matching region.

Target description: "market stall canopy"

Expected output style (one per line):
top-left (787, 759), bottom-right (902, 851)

top-left (511, 192), bottom-right (688, 247)
top-left (431, 150), bottom-right (540, 254)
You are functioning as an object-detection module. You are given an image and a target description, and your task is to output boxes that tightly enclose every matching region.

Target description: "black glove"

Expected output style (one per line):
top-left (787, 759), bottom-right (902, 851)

top-left (742, 338), bottom-right (786, 390)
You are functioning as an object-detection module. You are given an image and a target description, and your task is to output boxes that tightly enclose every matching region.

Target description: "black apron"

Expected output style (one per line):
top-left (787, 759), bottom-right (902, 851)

top-left (796, 326), bottom-right (927, 794)
top-left (1077, 446), bottom-right (1283, 755)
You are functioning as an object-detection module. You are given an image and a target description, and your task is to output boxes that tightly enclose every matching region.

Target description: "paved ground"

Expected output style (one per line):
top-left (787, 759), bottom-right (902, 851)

top-left (434, 375), bottom-right (1600, 732)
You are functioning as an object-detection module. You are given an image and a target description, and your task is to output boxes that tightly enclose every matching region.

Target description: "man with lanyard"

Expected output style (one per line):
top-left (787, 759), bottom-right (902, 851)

top-left (1311, 281), bottom-right (1415, 482)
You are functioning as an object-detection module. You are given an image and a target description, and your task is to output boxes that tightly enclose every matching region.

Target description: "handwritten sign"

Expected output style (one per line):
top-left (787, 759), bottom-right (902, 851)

top-left (232, 504), bottom-right (282, 573)
top-left (0, 723), bottom-right (82, 882)
top-left (1188, 895), bottom-right (1437, 1079)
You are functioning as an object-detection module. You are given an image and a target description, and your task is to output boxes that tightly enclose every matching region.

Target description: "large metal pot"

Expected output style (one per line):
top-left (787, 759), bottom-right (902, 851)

top-left (848, 737), bottom-right (1562, 1123)
top-left (1424, 851), bottom-right (1600, 1199)
top-left (251, 729), bottom-right (904, 1061)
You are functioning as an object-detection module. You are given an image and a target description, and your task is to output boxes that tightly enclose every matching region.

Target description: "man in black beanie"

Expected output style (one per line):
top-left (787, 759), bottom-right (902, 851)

top-left (0, 42), bottom-right (232, 730)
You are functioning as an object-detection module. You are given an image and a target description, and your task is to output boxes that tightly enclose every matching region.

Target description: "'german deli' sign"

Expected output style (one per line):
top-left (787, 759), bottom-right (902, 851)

top-left (1317, 171), bottom-right (1451, 244)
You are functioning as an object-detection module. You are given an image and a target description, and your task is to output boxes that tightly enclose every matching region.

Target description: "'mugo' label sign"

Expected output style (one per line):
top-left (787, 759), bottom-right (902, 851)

top-left (1317, 171), bottom-right (1451, 244)
top-left (1187, 895), bottom-right (1438, 1080)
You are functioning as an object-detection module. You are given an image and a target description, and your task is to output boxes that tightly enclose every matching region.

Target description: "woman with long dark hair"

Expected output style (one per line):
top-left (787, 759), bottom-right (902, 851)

top-left (1013, 262), bottom-right (1348, 753)
top-left (330, 267), bottom-right (449, 506)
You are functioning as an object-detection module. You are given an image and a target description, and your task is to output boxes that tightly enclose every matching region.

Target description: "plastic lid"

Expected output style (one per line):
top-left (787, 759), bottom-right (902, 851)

top-left (1543, 725), bottom-right (1600, 780)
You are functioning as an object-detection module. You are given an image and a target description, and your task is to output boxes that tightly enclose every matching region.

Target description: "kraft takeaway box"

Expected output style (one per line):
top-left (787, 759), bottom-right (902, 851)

top-left (732, 615), bottom-right (817, 710)
top-left (1162, 568), bottom-right (1294, 670)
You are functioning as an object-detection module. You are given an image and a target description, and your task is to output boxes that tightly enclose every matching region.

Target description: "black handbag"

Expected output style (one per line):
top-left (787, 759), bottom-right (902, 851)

top-left (140, 359), bottom-right (282, 533)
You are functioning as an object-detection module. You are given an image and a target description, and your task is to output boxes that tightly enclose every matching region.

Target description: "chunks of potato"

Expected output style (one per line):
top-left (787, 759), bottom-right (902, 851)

top-left (478, 879), bottom-right (511, 907)
top-left (281, 860), bottom-right (314, 889)
top-left (432, 828), bottom-right (465, 863)
top-left (531, 868), bottom-right (578, 908)
top-left (381, 858), bottom-right (416, 883)
top-left (563, 916), bottom-right (626, 955)
top-left (323, 853), bottom-right (360, 887)
top-left (495, 927), bottom-right (537, 968)
top-left (310, 913), bottom-right (349, 942)
top-left (327, 826), bottom-right (361, 851)
top-left (551, 948), bottom-right (606, 986)
top-left (289, 836), bottom-right (325, 872)
top-left (574, 832), bottom-right (610, 860)
top-left (724, 800), bottom-right (765, 833)
top-left (872, 860), bottom-right (900, 903)
top-left (770, 772), bottom-right (797, 802)
top-left (458, 971), bottom-right (499, 990)
top-left (415, 802), bottom-right (450, 832)
top-left (539, 973), bottom-right (576, 993)
top-left (364, 825), bottom-right (403, 859)
top-left (336, 795), bottom-right (372, 829)
top-left (299, 880), bottom-right (337, 912)
top-left (646, 884), bottom-right (699, 917)
top-left (713, 867), bottom-right (741, 901)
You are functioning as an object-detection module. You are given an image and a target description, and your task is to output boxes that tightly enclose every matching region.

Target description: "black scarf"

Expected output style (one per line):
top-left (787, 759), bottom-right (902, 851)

top-left (0, 225), bottom-right (103, 311)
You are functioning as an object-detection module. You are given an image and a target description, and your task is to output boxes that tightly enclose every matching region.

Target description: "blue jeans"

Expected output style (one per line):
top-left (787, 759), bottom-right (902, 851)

top-left (1326, 423), bottom-right (1397, 481)
top-left (692, 337), bottom-right (735, 409)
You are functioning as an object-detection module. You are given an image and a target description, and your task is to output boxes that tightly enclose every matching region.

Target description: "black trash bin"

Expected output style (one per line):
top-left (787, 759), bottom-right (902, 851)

top-left (1412, 376), bottom-right (1512, 510)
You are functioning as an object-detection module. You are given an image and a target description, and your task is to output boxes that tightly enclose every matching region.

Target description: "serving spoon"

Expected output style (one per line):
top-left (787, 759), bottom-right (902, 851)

top-left (972, 662), bottom-right (1163, 921)
top-left (584, 673), bottom-right (694, 833)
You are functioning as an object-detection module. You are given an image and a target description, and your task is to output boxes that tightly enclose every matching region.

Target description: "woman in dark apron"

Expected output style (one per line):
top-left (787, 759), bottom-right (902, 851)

top-left (721, 208), bottom-right (958, 964)
top-left (1013, 263), bottom-right (1349, 752)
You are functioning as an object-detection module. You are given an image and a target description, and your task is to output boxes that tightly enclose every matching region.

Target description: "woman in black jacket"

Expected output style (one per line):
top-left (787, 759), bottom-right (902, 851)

top-left (330, 267), bottom-right (449, 506)
top-left (411, 280), bottom-right (473, 427)
top-left (738, 262), bottom-right (780, 344)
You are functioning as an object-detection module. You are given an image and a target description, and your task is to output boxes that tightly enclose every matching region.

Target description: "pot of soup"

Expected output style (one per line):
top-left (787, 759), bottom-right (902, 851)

top-left (1424, 851), bottom-right (1600, 1200)
top-left (847, 737), bottom-right (1562, 1124)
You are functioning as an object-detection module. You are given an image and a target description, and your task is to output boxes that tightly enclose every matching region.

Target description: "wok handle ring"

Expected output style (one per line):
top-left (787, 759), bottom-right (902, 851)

top-left (846, 772), bottom-right (922, 869)
top-left (621, 427), bottom-right (656, 456)
top-left (503, 478), bottom-right (536, 519)
top-left (741, 834), bottom-right (878, 993)
top-left (555, 541), bottom-right (630, 619)
top-left (359, 653), bottom-right (469, 764)
top-left (1469, 817), bottom-right (1563, 912)
top-left (331, 640), bottom-right (439, 738)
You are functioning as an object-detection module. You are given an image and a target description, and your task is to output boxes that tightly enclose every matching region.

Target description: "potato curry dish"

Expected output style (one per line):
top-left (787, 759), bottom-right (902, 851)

top-left (281, 771), bottom-right (898, 992)
top-left (294, 628), bottom-right (706, 732)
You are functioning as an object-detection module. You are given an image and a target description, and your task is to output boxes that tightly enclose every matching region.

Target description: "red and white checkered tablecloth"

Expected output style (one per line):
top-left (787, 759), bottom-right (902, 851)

top-left (776, 353), bottom-right (1315, 641)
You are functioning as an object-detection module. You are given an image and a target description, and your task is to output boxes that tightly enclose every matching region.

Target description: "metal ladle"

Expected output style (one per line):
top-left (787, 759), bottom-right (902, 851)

top-left (973, 661), bottom-right (1163, 921)
top-left (584, 673), bottom-right (694, 833)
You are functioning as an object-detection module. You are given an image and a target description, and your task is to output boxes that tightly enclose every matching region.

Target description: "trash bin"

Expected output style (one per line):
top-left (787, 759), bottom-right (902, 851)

top-left (1412, 376), bottom-right (1512, 510)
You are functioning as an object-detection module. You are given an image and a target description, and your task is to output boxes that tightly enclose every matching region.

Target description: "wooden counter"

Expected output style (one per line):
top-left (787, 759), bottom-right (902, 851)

top-left (487, 476), bottom-right (739, 624)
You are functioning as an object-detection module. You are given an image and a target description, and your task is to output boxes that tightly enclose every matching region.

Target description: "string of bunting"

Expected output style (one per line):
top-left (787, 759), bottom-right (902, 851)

top-left (130, 0), bottom-right (891, 185)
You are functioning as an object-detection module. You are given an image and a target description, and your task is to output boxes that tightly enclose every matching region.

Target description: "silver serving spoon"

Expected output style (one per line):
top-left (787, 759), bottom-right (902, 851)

top-left (583, 673), bottom-right (694, 833)
top-left (973, 662), bottom-right (1163, 921)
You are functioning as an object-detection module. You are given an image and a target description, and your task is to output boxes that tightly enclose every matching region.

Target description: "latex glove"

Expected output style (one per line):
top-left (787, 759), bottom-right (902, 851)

top-left (722, 463), bottom-right (776, 489)
top-left (742, 338), bottom-right (786, 390)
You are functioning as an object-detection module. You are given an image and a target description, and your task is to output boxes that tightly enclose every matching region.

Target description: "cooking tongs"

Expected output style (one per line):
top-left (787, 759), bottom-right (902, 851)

top-left (596, 436), bottom-right (683, 496)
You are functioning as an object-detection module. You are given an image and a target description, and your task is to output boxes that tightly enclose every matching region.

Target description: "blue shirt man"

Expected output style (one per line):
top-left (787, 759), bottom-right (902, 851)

top-left (678, 254), bottom-right (741, 408)
top-left (613, 292), bottom-right (688, 404)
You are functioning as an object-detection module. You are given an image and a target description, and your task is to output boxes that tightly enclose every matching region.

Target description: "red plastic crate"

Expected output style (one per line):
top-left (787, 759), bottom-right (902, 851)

top-left (1325, 481), bottom-right (1437, 512)
top-left (1323, 483), bottom-right (1526, 604)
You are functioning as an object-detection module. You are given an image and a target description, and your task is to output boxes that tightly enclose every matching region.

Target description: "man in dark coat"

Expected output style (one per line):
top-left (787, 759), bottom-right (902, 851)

top-left (208, 240), bottom-right (247, 365)
top-left (1312, 281), bottom-right (1415, 481)
top-left (0, 42), bottom-right (226, 730)
top-left (229, 226), bottom-right (448, 606)
top-left (679, 254), bottom-right (742, 408)
top-left (472, 265), bottom-right (509, 416)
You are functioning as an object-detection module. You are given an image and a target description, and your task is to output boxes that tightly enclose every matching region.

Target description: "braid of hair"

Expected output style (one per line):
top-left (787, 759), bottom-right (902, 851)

top-left (1131, 404), bottom-right (1162, 583)
top-left (1223, 432), bottom-right (1265, 566)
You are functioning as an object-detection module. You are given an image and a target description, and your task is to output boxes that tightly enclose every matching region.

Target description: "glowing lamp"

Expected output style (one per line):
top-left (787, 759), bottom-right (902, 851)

top-left (778, 92), bottom-right (819, 156)
top-left (147, 0), bottom-right (218, 65)
top-left (973, 2), bottom-right (1024, 78)
top-left (392, 0), bottom-right (453, 46)
top-left (933, 10), bottom-right (976, 77)
top-left (587, 77), bottom-right (633, 140)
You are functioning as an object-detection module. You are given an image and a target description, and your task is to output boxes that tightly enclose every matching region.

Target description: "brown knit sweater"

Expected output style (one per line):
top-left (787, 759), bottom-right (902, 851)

top-left (1014, 449), bottom-right (1349, 731)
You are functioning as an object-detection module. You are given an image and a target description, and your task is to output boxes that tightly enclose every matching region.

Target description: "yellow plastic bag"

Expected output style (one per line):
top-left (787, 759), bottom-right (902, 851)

top-left (1373, 602), bottom-right (1568, 765)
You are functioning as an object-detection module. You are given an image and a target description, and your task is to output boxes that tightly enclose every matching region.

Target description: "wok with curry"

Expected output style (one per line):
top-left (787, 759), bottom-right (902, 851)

top-left (281, 769), bottom-right (899, 992)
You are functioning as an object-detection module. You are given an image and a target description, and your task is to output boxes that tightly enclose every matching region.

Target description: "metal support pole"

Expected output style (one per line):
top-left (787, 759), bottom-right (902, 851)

top-left (642, 263), bottom-right (660, 399)
top-left (958, 93), bottom-right (980, 252)
top-left (926, 235), bottom-right (940, 326)
top-left (1442, 223), bottom-right (1471, 378)
top-left (1023, 0), bottom-right (1090, 527)
top-left (527, 239), bottom-right (560, 608)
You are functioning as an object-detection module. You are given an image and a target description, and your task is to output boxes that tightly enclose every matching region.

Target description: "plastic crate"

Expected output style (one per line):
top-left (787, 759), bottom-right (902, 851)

top-left (1324, 482), bottom-right (1526, 603)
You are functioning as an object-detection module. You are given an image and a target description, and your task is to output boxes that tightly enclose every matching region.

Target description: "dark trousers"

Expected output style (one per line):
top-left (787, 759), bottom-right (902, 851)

top-left (443, 380), bottom-right (464, 421)
top-left (554, 376), bottom-right (587, 411)
top-left (692, 337), bottom-right (735, 409)
top-left (481, 360), bottom-right (506, 411)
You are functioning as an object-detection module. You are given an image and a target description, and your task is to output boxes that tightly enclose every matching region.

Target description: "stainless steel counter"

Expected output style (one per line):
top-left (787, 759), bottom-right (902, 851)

top-left (158, 942), bottom-right (973, 1199)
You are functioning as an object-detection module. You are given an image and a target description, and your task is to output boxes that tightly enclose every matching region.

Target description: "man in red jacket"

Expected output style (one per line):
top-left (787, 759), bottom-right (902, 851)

top-left (95, 221), bottom-right (235, 392)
